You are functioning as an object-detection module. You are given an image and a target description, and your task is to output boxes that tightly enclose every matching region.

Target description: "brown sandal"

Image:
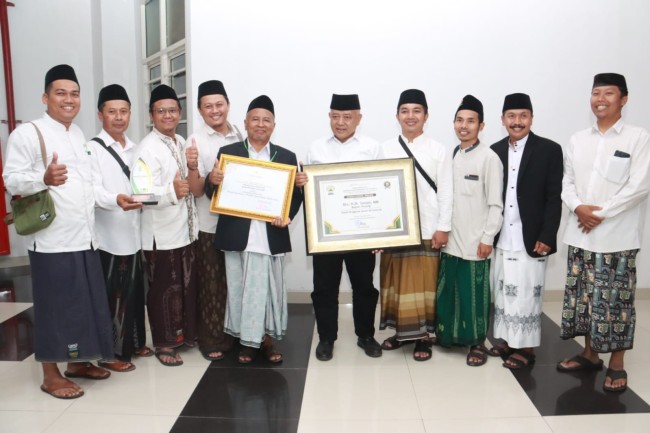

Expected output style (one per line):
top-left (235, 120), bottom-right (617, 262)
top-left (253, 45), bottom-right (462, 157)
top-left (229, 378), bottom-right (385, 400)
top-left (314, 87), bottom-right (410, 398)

top-left (261, 340), bottom-right (283, 364)
top-left (238, 346), bottom-right (258, 364)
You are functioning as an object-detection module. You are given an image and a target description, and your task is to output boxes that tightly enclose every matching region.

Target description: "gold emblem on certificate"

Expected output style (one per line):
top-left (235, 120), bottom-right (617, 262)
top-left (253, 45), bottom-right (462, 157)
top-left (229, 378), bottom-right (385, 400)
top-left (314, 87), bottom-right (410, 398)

top-left (130, 158), bottom-right (158, 205)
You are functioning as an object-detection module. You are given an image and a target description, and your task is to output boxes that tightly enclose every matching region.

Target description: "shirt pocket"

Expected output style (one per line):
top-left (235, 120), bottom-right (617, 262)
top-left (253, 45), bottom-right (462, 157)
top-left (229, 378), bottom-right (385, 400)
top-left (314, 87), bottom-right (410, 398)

top-left (604, 154), bottom-right (630, 184)
top-left (460, 174), bottom-right (480, 196)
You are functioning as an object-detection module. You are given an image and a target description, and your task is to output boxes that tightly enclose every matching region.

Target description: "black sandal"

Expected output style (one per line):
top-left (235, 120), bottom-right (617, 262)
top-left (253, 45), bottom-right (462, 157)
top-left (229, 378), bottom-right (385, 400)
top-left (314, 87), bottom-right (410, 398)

top-left (466, 345), bottom-right (488, 367)
top-left (413, 339), bottom-right (432, 361)
top-left (382, 335), bottom-right (407, 351)
top-left (238, 346), bottom-right (258, 364)
top-left (603, 368), bottom-right (627, 392)
top-left (503, 349), bottom-right (536, 370)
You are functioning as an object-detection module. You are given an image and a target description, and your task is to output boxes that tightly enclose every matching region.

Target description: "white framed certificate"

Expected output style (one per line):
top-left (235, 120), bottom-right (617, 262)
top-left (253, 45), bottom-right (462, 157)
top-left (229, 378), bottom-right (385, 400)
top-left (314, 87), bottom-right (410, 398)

top-left (210, 154), bottom-right (297, 222)
top-left (303, 158), bottom-right (421, 254)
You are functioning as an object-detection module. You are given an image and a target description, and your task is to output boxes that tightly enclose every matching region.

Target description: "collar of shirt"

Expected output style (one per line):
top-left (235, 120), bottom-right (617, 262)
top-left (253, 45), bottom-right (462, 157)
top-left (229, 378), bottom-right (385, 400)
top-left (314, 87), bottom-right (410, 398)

top-left (98, 128), bottom-right (135, 152)
top-left (591, 118), bottom-right (624, 136)
top-left (201, 121), bottom-right (239, 140)
top-left (400, 132), bottom-right (426, 145)
top-left (459, 140), bottom-right (480, 154)
top-left (246, 140), bottom-right (271, 159)
top-left (329, 134), bottom-right (359, 146)
top-left (508, 133), bottom-right (529, 150)
top-left (43, 111), bottom-right (73, 132)
top-left (152, 127), bottom-right (178, 146)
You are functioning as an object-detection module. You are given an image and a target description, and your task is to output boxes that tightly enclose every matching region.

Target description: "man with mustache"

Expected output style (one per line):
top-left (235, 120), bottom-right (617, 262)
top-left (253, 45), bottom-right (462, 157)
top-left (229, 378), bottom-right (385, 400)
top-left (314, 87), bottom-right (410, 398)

top-left (489, 93), bottom-right (563, 369)
top-left (557, 73), bottom-right (650, 392)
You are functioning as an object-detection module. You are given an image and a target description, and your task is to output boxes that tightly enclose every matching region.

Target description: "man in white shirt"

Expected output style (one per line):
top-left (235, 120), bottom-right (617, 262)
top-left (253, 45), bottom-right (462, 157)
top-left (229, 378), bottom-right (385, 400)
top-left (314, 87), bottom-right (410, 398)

top-left (137, 84), bottom-right (199, 367)
top-left (380, 89), bottom-right (453, 361)
top-left (436, 95), bottom-right (503, 366)
top-left (490, 93), bottom-right (563, 369)
top-left (557, 73), bottom-right (650, 392)
top-left (3, 65), bottom-right (125, 398)
top-left (185, 80), bottom-right (243, 362)
top-left (306, 94), bottom-right (382, 361)
top-left (89, 84), bottom-right (150, 372)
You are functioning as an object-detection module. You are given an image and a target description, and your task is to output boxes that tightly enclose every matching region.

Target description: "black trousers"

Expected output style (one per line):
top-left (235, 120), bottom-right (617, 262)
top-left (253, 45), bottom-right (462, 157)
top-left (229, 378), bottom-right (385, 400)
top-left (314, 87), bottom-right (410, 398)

top-left (311, 251), bottom-right (379, 342)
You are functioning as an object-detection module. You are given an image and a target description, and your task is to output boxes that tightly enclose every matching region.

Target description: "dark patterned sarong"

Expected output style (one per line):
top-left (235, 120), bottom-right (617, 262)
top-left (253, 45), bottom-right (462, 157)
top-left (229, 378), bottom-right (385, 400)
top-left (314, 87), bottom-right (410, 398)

top-left (380, 241), bottom-right (438, 340)
top-left (28, 249), bottom-right (114, 362)
top-left (560, 246), bottom-right (637, 352)
top-left (196, 231), bottom-right (232, 352)
top-left (436, 253), bottom-right (491, 347)
top-left (99, 250), bottom-right (147, 361)
top-left (144, 242), bottom-right (198, 348)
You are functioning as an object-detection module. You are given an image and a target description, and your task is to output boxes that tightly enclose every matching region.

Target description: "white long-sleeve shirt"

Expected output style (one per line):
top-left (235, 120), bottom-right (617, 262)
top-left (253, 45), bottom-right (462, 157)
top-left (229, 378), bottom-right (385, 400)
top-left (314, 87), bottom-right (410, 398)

top-left (89, 129), bottom-right (141, 256)
top-left (186, 122), bottom-right (242, 233)
top-left (306, 134), bottom-right (381, 164)
top-left (562, 119), bottom-right (650, 252)
top-left (445, 142), bottom-right (503, 260)
top-left (137, 128), bottom-right (198, 250)
top-left (381, 133), bottom-right (453, 239)
top-left (3, 113), bottom-right (96, 253)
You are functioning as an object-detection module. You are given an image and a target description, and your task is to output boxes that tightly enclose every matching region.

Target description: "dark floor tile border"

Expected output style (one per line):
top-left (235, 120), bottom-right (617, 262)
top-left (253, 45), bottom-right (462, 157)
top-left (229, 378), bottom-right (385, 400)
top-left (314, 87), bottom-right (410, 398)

top-left (172, 303), bottom-right (315, 433)
top-left (489, 313), bottom-right (650, 416)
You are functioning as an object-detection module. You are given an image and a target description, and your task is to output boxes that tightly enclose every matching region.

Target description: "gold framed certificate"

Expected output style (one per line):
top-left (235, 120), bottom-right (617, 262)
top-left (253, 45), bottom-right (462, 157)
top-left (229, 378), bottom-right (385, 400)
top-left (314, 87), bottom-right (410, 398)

top-left (209, 154), bottom-right (297, 222)
top-left (303, 158), bottom-right (421, 254)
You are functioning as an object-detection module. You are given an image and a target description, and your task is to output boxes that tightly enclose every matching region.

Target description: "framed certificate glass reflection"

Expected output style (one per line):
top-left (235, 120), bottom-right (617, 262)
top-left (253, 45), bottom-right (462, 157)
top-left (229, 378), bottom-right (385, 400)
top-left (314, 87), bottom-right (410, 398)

top-left (209, 154), bottom-right (297, 222)
top-left (303, 158), bottom-right (421, 254)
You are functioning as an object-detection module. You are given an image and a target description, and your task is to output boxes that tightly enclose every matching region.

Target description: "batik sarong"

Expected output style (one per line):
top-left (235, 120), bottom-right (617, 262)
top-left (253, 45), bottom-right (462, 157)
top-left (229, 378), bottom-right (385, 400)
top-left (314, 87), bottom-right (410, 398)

top-left (379, 241), bottom-right (438, 340)
top-left (436, 253), bottom-right (491, 347)
top-left (224, 251), bottom-right (287, 348)
top-left (492, 248), bottom-right (547, 348)
top-left (99, 250), bottom-right (147, 361)
top-left (144, 243), bottom-right (197, 348)
top-left (560, 246), bottom-right (637, 353)
top-left (196, 231), bottom-right (232, 352)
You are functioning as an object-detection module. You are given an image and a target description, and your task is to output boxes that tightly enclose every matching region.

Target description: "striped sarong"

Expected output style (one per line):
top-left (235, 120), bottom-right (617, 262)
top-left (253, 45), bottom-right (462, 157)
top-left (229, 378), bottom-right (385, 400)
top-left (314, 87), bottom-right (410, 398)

top-left (379, 241), bottom-right (438, 340)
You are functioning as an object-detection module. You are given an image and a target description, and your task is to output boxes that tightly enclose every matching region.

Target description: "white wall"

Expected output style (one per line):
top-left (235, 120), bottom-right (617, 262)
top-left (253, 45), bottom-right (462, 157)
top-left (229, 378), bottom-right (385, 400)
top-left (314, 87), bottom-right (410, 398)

top-left (188, 0), bottom-right (650, 292)
top-left (1, 0), bottom-right (649, 293)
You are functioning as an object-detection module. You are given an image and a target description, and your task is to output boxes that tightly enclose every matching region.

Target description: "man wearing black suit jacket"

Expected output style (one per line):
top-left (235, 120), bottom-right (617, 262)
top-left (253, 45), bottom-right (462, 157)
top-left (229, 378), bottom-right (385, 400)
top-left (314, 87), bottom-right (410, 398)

top-left (489, 93), bottom-right (563, 369)
top-left (205, 95), bottom-right (303, 364)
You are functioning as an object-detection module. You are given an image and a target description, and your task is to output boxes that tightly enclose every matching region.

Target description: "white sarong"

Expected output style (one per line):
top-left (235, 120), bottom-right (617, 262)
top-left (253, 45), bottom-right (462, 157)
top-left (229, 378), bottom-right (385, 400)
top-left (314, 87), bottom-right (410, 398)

top-left (492, 248), bottom-right (547, 348)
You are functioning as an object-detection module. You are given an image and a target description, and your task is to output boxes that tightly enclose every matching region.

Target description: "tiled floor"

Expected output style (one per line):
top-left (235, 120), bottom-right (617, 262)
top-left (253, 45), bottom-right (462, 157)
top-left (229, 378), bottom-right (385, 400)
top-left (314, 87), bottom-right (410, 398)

top-left (1, 268), bottom-right (650, 432)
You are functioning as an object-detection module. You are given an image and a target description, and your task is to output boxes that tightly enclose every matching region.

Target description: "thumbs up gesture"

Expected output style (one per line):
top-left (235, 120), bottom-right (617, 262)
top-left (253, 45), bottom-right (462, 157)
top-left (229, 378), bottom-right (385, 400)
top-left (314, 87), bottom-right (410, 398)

top-left (208, 158), bottom-right (224, 185)
top-left (186, 138), bottom-right (199, 170)
top-left (173, 170), bottom-right (190, 199)
top-left (43, 151), bottom-right (68, 186)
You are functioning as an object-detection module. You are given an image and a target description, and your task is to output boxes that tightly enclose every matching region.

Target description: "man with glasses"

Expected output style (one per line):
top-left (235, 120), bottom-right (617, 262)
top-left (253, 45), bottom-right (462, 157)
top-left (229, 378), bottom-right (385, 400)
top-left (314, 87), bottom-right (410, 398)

top-left (137, 84), bottom-right (199, 367)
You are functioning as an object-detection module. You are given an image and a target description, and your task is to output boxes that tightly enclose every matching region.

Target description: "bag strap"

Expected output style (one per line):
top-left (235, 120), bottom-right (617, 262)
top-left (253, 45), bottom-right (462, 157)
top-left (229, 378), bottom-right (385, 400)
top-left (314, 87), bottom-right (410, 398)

top-left (398, 135), bottom-right (437, 193)
top-left (29, 122), bottom-right (47, 169)
top-left (91, 137), bottom-right (131, 179)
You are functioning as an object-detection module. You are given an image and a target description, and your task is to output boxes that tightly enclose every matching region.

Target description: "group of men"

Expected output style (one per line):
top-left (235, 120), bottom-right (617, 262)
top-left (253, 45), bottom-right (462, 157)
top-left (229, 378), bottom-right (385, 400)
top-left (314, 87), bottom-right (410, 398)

top-left (301, 73), bottom-right (648, 397)
top-left (2, 64), bottom-right (647, 399)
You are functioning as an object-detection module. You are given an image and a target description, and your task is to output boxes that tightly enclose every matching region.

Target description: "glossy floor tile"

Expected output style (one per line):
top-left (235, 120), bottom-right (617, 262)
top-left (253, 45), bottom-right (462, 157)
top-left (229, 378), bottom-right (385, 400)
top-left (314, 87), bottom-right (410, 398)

top-left (1, 263), bottom-right (650, 433)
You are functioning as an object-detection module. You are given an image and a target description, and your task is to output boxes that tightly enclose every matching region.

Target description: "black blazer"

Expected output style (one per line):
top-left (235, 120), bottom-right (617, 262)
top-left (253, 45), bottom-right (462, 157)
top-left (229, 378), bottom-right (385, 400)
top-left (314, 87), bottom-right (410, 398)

top-left (205, 141), bottom-right (303, 255)
top-left (491, 131), bottom-right (563, 257)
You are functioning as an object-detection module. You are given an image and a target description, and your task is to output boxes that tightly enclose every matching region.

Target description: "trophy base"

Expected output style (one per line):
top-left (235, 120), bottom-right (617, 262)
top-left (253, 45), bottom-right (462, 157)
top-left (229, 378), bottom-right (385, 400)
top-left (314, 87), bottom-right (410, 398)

top-left (131, 193), bottom-right (158, 205)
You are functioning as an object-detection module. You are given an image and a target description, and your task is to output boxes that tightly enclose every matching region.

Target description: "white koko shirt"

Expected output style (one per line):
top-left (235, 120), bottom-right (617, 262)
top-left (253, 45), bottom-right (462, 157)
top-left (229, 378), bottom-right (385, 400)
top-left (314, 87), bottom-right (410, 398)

top-left (562, 119), bottom-right (650, 253)
top-left (3, 113), bottom-right (97, 253)
top-left (89, 129), bottom-right (142, 256)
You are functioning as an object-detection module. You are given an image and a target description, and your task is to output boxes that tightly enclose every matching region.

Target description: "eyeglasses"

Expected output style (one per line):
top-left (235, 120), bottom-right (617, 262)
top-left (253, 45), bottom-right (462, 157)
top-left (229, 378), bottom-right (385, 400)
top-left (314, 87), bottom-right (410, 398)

top-left (153, 107), bottom-right (179, 115)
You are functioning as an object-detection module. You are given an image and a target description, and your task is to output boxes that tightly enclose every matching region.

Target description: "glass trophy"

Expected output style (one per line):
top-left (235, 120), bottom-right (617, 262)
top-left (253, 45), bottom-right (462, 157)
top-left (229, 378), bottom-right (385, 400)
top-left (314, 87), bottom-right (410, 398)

top-left (130, 158), bottom-right (158, 205)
